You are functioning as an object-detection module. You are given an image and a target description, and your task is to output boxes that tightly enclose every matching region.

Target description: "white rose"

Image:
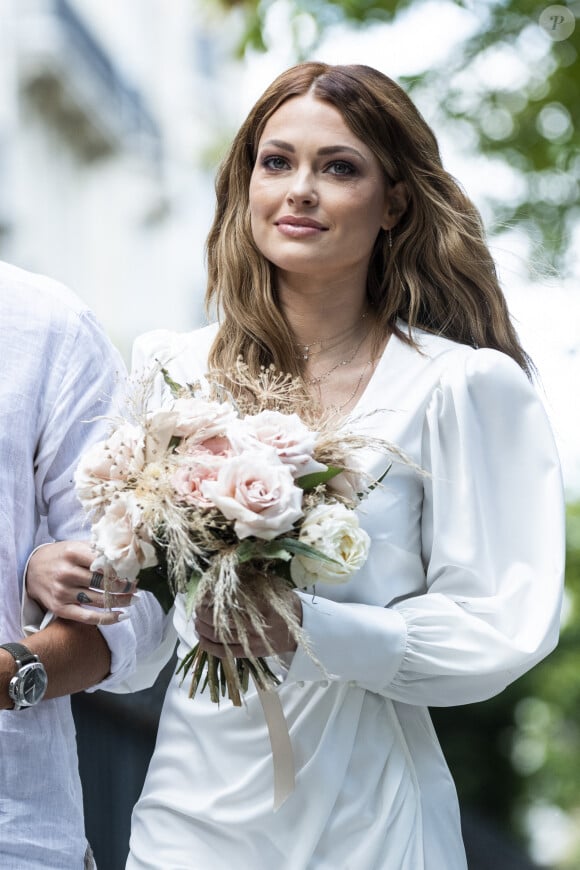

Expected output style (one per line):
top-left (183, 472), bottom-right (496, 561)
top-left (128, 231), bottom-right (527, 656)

top-left (75, 423), bottom-right (145, 514)
top-left (201, 449), bottom-right (303, 540)
top-left (227, 410), bottom-right (327, 478)
top-left (92, 492), bottom-right (158, 580)
top-left (290, 502), bottom-right (370, 586)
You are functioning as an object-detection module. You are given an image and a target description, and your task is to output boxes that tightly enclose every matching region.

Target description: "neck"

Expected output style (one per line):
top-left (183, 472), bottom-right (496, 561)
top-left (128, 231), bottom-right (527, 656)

top-left (277, 276), bottom-right (369, 349)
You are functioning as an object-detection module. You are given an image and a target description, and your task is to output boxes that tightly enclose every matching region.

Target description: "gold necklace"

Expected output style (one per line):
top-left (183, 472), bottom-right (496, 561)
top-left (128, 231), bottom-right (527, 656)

top-left (306, 329), bottom-right (369, 385)
top-left (295, 312), bottom-right (367, 361)
top-left (327, 358), bottom-right (375, 416)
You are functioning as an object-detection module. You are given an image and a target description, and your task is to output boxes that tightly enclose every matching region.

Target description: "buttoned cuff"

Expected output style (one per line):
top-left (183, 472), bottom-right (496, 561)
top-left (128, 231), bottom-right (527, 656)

top-left (285, 592), bottom-right (408, 693)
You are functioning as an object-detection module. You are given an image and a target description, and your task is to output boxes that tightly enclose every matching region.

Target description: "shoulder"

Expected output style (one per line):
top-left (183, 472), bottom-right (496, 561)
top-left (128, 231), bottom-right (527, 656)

top-left (0, 261), bottom-right (118, 369)
top-left (0, 260), bottom-right (88, 320)
top-left (132, 322), bottom-right (219, 379)
top-left (402, 323), bottom-right (531, 395)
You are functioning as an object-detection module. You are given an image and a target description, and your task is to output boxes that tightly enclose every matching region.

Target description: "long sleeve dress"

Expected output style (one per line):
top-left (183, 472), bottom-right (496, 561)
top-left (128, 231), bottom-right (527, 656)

top-left (127, 321), bottom-right (564, 870)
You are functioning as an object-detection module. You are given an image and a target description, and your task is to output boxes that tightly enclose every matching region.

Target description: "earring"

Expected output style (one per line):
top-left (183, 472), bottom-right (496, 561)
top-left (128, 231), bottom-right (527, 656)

top-left (388, 228), bottom-right (392, 250)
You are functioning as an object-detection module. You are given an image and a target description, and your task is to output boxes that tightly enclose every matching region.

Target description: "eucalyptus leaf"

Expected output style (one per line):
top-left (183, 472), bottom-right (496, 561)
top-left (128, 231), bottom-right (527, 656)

top-left (160, 366), bottom-right (182, 396)
top-left (296, 466), bottom-right (343, 490)
top-left (276, 536), bottom-right (342, 565)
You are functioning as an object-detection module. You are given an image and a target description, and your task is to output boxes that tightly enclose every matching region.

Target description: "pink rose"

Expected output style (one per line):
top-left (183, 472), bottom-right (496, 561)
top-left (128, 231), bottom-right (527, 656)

top-left (201, 449), bottom-right (303, 539)
top-left (172, 456), bottom-right (223, 509)
top-left (178, 435), bottom-right (232, 458)
top-left (227, 411), bottom-right (327, 478)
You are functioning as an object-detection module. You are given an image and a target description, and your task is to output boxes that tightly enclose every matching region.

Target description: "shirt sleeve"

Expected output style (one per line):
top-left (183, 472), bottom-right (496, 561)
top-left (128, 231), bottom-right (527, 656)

top-left (286, 348), bottom-right (565, 706)
top-left (32, 310), bottom-right (167, 686)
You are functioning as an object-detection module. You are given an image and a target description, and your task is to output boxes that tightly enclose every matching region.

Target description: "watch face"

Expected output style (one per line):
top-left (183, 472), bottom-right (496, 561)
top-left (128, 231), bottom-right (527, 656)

top-left (12, 663), bottom-right (48, 707)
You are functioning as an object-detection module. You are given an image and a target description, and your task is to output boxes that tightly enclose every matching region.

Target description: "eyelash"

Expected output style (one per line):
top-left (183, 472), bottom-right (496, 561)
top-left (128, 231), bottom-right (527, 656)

top-left (260, 156), bottom-right (357, 177)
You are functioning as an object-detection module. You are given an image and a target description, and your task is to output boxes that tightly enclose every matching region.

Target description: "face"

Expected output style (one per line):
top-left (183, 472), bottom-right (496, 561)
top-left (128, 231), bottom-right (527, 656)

top-left (249, 93), bottom-right (395, 290)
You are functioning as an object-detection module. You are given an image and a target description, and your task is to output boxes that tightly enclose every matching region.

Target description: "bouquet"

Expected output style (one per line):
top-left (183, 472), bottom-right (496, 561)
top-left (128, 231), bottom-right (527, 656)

top-left (75, 360), bottom-right (394, 706)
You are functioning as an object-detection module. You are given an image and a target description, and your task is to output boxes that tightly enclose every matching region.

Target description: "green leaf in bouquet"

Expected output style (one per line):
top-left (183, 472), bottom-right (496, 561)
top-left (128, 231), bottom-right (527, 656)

top-left (236, 539), bottom-right (294, 564)
top-left (184, 570), bottom-right (202, 620)
top-left (272, 559), bottom-right (293, 585)
top-left (136, 563), bottom-right (174, 613)
top-left (275, 537), bottom-right (342, 566)
top-left (160, 366), bottom-right (183, 396)
top-left (235, 540), bottom-right (262, 563)
top-left (357, 462), bottom-right (392, 499)
top-left (295, 466), bottom-right (343, 490)
top-left (259, 541), bottom-right (295, 561)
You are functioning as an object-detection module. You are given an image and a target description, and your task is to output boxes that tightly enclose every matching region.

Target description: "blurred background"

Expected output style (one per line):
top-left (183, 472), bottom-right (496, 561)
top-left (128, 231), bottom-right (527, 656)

top-left (1, 0), bottom-right (578, 866)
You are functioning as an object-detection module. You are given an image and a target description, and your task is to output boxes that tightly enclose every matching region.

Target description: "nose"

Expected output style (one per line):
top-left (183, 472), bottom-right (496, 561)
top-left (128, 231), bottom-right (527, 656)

top-left (286, 169), bottom-right (318, 207)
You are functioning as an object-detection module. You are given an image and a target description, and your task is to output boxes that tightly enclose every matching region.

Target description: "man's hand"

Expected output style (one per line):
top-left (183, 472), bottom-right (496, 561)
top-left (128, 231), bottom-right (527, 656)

top-left (27, 541), bottom-right (138, 626)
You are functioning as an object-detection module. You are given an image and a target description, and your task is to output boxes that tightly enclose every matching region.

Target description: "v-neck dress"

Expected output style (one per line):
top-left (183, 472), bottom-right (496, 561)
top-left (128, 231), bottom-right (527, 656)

top-left (126, 322), bottom-right (564, 870)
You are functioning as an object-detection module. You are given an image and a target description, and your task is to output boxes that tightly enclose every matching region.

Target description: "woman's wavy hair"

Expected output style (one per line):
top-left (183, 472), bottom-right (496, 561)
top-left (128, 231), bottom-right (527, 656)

top-left (205, 62), bottom-right (532, 378)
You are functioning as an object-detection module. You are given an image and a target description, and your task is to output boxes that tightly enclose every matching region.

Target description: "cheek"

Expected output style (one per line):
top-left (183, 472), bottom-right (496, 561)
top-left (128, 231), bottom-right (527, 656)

top-left (249, 176), bottom-right (273, 218)
top-left (351, 191), bottom-right (387, 238)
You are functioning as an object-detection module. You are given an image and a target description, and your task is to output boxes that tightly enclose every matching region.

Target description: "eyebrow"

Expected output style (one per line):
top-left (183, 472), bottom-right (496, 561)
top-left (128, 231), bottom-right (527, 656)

top-left (260, 139), bottom-right (366, 160)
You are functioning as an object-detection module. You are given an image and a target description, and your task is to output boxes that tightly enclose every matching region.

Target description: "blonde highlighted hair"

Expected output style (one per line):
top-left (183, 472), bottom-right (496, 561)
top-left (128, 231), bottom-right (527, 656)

top-left (205, 62), bottom-right (532, 378)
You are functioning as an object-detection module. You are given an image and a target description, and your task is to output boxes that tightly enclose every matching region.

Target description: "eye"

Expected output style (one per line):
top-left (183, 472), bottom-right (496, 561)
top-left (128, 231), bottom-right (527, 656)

top-left (262, 155), bottom-right (290, 171)
top-left (326, 161), bottom-right (356, 177)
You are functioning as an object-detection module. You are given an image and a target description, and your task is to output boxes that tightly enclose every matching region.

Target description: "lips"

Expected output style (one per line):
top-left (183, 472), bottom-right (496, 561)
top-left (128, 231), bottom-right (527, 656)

top-left (275, 215), bottom-right (328, 230)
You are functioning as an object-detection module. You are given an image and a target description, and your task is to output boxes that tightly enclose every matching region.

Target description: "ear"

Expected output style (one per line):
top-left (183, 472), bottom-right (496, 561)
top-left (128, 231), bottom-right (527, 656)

top-left (381, 181), bottom-right (409, 230)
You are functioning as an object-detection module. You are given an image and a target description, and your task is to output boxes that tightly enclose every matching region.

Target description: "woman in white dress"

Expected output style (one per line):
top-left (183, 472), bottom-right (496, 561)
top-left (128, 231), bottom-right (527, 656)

top-left (28, 63), bottom-right (564, 869)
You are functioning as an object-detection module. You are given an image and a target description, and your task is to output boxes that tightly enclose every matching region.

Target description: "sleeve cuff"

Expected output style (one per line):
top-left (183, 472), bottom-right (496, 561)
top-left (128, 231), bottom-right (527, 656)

top-left (21, 543), bottom-right (55, 635)
top-left (89, 597), bottom-right (177, 693)
top-left (285, 592), bottom-right (408, 693)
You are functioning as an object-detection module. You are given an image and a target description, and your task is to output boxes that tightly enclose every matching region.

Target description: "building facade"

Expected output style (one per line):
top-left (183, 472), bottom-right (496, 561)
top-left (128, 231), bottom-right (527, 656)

top-left (0, 0), bottom-right (237, 356)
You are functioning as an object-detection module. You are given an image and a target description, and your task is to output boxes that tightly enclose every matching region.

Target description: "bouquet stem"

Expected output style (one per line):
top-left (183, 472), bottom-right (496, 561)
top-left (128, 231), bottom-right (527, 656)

top-left (177, 643), bottom-right (281, 707)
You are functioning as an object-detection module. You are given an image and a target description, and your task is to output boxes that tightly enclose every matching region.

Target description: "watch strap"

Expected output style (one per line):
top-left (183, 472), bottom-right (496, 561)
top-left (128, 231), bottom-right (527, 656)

top-left (0, 642), bottom-right (38, 667)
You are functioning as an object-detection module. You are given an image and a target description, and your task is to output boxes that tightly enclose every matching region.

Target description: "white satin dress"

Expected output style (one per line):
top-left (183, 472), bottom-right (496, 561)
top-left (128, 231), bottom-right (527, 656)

top-left (126, 322), bottom-right (564, 870)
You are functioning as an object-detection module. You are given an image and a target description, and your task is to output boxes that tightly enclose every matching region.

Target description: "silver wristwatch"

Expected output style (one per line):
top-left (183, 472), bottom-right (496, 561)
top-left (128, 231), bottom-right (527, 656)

top-left (1, 642), bottom-right (48, 710)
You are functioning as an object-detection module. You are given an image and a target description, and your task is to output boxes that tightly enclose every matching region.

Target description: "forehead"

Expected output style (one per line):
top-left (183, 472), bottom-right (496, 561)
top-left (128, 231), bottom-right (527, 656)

top-left (258, 93), bottom-right (367, 150)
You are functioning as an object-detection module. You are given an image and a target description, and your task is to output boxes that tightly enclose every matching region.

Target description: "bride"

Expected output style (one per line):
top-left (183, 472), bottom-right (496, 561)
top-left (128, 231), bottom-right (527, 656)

top-left (27, 63), bottom-right (564, 870)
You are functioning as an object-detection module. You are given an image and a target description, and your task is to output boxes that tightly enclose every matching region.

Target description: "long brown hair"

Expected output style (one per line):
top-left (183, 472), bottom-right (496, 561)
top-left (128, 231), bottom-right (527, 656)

top-left (205, 62), bottom-right (533, 378)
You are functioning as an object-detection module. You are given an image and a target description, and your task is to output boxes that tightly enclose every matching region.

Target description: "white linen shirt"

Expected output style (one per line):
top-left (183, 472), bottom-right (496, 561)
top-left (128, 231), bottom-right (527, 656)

top-left (0, 261), bottom-right (165, 870)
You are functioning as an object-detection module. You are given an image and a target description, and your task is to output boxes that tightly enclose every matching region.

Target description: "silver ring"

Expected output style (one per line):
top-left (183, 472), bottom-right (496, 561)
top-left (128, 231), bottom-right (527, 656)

top-left (90, 572), bottom-right (104, 590)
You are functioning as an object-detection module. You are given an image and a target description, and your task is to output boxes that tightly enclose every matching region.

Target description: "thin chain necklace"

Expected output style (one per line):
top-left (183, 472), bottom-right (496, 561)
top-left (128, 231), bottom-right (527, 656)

top-left (327, 358), bottom-right (376, 416)
top-left (306, 328), bottom-right (370, 385)
top-left (295, 312), bottom-right (367, 361)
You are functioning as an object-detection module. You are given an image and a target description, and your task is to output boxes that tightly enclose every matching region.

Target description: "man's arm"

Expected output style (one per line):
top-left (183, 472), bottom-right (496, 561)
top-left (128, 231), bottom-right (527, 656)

top-left (0, 620), bottom-right (110, 710)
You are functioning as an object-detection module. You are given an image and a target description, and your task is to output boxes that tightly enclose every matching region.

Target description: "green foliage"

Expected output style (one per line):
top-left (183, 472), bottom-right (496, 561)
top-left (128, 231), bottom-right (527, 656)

top-left (214, 0), bottom-right (579, 266)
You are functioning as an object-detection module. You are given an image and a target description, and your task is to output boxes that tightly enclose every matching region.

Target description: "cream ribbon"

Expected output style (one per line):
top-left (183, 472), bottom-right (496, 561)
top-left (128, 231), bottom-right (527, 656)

top-left (256, 685), bottom-right (296, 811)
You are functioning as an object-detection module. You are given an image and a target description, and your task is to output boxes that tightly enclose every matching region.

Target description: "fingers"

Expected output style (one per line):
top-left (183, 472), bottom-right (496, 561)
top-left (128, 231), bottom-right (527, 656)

top-left (89, 572), bottom-right (136, 595)
top-left (88, 573), bottom-right (138, 606)
top-left (195, 594), bottom-right (301, 657)
top-left (57, 603), bottom-right (130, 627)
top-left (194, 610), bottom-right (270, 658)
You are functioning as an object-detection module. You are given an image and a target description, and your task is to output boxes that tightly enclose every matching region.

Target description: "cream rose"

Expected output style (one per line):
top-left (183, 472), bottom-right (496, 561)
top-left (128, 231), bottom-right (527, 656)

top-left (172, 397), bottom-right (237, 443)
top-left (227, 411), bottom-right (327, 478)
top-left (144, 409), bottom-right (179, 461)
top-left (201, 449), bottom-right (303, 540)
top-left (92, 492), bottom-right (158, 580)
top-left (290, 502), bottom-right (370, 586)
